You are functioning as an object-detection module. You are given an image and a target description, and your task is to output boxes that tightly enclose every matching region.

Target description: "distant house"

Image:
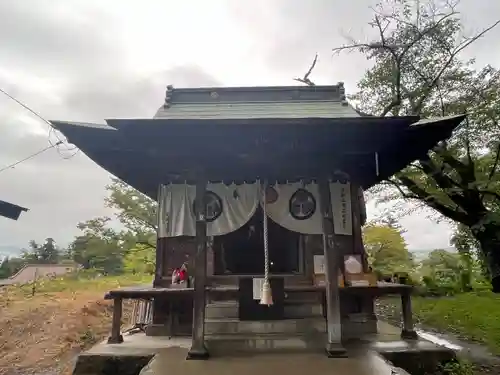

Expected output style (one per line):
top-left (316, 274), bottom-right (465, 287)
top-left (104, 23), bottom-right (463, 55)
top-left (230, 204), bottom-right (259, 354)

top-left (0, 200), bottom-right (28, 220)
top-left (0, 264), bottom-right (80, 286)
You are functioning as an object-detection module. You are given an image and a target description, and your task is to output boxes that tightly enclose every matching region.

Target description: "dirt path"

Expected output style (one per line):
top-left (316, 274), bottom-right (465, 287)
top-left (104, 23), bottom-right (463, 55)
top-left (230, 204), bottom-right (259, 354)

top-left (375, 299), bottom-right (500, 375)
top-left (0, 289), bottom-right (133, 375)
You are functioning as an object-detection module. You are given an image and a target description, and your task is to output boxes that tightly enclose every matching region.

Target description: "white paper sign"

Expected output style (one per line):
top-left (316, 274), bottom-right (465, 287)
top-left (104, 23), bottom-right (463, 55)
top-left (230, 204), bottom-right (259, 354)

top-left (330, 182), bottom-right (352, 235)
top-left (252, 278), bottom-right (264, 300)
top-left (313, 255), bottom-right (325, 275)
top-left (344, 255), bottom-right (362, 274)
top-left (350, 280), bottom-right (369, 286)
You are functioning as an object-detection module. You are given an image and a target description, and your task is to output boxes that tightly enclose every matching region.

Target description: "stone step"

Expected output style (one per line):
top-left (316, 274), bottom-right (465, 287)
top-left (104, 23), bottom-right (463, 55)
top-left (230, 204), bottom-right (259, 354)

top-left (205, 301), bottom-right (323, 319)
top-left (209, 275), bottom-right (313, 287)
top-left (205, 301), bottom-right (239, 319)
top-left (205, 332), bottom-right (326, 354)
top-left (205, 318), bottom-right (326, 335)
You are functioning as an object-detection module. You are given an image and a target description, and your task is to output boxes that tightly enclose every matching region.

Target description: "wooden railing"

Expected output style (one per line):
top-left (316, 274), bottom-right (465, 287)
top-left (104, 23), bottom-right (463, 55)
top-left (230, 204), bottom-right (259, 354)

top-left (129, 299), bottom-right (153, 330)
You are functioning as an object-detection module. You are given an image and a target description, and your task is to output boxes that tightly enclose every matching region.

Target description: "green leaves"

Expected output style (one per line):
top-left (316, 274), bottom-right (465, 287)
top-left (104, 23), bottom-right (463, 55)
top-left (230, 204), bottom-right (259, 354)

top-left (341, 2), bottom-right (500, 279)
top-left (105, 178), bottom-right (157, 235)
top-left (363, 222), bottom-right (414, 275)
top-left (66, 178), bottom-right (158, 273)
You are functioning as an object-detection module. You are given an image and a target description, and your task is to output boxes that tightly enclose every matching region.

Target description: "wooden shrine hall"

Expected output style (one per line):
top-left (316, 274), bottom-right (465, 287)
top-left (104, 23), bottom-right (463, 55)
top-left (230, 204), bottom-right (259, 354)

top-left (50, 84), bottom-right (465, 360)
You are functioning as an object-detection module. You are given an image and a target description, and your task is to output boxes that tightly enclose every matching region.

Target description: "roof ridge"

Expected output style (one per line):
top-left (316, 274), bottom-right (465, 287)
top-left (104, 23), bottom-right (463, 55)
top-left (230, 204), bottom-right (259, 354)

top-left (163, 83), bottom-right (347, 109)
top-left (165, 99), bottom-right (345, 105)
top-left (165, 84), bottom-right (344, 92)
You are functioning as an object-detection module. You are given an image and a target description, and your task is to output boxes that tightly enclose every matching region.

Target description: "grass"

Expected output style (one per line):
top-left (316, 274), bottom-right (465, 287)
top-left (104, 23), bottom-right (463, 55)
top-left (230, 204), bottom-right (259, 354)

top-left (411, 292), bottom-right (500, 355)
top-left (0, 272), bottom-right (152, 375)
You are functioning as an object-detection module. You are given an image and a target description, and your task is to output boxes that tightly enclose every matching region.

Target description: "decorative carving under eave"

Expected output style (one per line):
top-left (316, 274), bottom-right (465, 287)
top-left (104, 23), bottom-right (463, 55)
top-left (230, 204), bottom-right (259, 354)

top-left (338, 82), bottom-right (348, 106)
top-left (164, 85), bottom-right (174, 108)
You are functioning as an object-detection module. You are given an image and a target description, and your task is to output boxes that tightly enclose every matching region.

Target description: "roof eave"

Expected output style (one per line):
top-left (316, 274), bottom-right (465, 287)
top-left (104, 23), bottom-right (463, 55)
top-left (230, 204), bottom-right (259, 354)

top-left (0, 200), bottom-right (28, 221)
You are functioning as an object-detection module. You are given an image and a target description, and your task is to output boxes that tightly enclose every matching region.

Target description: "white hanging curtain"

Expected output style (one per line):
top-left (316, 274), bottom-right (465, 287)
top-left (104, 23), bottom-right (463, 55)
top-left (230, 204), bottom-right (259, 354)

top-left (157, 182), bottom-right (259, 237)
top-left (158, 184), bottom-right (196, 238)
top-left (208, 182), bottom-right (260, 236)
top-left (157, 180), bottom-right (354, 238)
top-left (265, 182), bottom-right (323, 235)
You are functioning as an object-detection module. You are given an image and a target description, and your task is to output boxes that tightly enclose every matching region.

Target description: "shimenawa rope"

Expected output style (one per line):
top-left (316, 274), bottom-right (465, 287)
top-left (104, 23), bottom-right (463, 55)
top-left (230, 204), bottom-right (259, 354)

top-left (260, 181), bottom-right (273, 306)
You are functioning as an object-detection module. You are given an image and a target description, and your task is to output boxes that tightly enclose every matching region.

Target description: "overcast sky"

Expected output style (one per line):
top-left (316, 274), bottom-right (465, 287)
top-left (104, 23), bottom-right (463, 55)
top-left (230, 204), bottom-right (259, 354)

top-left (0, 0), bottom-right (498, 251)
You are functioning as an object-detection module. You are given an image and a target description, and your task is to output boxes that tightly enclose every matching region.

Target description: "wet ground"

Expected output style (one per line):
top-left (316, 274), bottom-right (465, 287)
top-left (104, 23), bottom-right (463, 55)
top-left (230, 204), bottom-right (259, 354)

top-left (375, 299), bottom-right (500, 375)
top-left (140, 347), bottom-right (406, 375)
top-left (72, 321), bottom-right (454, 375)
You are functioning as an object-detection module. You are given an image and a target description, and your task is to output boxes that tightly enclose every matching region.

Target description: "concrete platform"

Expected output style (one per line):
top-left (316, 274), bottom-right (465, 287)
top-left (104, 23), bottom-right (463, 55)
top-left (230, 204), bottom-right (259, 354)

top-left (205, 317), bottom-right (326, 335)
top-left (72, 323), bottom-right (455, 375)
top-left (140, 347), bottom-right (411, 375)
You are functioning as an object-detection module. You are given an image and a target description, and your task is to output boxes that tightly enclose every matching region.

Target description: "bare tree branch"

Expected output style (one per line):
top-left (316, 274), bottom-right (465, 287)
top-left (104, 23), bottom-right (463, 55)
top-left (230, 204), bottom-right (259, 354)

top-left (386, 178), bottom-right (418, 199)
top-left (398, 175), bottom-right (471, 224)
top-left (412, 19), bottom-right (500, 113)
top-left (294, 54), bottom-right (318, 86)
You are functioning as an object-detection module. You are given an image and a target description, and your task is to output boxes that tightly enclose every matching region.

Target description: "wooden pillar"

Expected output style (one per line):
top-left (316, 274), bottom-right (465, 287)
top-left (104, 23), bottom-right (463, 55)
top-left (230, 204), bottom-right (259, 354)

top-left (107, 298), bottom-right (124, 344)
top-left (318, 179), bottom-right (347, 357)
top-left (350, 184), bottom-right (368, 272)
top-left (154, 239), bottom-right (167, 287)
top-left (187, 178), bottom-right (209, 360)
top-left (154, 185), bottom-right (167, 287)
top-left (401, 292), bottom-right (418, 339)
top-left (350, 183), bottom-right (376, 322)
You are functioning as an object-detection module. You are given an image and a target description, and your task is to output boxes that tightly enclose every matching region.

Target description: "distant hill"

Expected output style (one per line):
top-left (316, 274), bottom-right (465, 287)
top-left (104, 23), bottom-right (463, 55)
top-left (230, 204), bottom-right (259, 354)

top-left (0, 246), bottom-right (22, 258)
top-left (410, 247), bottom-right (456, 261)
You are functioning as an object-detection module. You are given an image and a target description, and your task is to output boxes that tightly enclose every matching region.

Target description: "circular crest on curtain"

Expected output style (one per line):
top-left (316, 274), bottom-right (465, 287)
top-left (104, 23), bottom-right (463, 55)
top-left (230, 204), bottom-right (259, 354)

top-left (265, 186), bottom-right (279, 204)
top-left (289, 188), bottom-right (316, 220)
top-left (192, 191), bottom-right (223, 222)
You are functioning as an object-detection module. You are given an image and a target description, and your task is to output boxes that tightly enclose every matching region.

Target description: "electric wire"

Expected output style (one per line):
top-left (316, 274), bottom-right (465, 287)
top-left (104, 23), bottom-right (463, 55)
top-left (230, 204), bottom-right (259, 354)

top-left (0, 142), bottom-right (61, 174)
top-left (0, 87), bottom-right (79, 173)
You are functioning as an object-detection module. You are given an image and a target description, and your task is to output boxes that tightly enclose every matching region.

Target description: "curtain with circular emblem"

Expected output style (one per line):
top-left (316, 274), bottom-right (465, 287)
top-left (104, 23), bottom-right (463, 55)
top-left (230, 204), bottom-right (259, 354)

top-left (157, 182), bottom-right (260, 237)
top-left (157, 181), bottom-right (353, 237)
top-left (264, 182), bottom-right (323, 235)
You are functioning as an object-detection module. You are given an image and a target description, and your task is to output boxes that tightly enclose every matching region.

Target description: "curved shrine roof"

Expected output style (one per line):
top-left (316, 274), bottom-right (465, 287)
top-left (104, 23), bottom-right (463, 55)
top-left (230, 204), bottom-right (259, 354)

top-left (49, 85), bottom-right (465, 200)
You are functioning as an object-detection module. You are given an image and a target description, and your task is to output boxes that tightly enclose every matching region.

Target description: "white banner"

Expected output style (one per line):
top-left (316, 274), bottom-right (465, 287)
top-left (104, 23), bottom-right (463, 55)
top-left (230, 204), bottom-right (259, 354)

top-left (330, 182), bottom-right (352, 235)
top-left (358, 187), bottom-right (367, 226)
top-left (313, 255), bottom-right (325, 275)
top-left (253, 278), bottom-right (264, 300)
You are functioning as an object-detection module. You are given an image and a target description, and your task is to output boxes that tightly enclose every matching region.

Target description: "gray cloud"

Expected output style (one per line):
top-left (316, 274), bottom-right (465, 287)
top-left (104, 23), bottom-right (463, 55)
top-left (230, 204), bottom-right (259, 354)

top-left (0, 0), bottom-right (220, 248)
top-left (0, 1), bottom-right (123, 78)
top-left (0, 64), bottom-right (220, 247)
top-left (60, 65), bottom-right (221, 122)
top-left (0, 0), bottom-right (496, 250)
top-left (228, 0), bottom-right (500, 89)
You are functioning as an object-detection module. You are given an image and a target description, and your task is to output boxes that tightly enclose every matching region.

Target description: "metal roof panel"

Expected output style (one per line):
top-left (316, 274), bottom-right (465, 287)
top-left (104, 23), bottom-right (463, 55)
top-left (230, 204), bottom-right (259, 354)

top-left (154, 101), bottom-right (359, 120)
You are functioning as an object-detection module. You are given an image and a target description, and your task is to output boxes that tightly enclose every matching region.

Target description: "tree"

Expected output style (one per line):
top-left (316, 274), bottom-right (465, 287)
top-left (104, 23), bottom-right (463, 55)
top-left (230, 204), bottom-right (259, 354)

top-left (68, 217), bottom-right (125, 274)
top-left (123, 244), bottom-right (156, 275)
top-left (372, 214), bottom-right (406, 234)
top-left (296, 0), bottom-right (500, 290)
top-left (105, 178), bottom-right (157, 249)
top-left (21, 238), bottom-right (60, 264)
top-left (421, 249), bottom-right (462, 280)
top-left (66, 179), bottom-right (158, 274)
top-left (451, 223), bottom-right (489, 281)
top-left (0, 257), bottom-right (25, 278)
top-left (363, 223), bottom-right (414, 275)
top-left (0, 257), bottom-right (12, 279)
